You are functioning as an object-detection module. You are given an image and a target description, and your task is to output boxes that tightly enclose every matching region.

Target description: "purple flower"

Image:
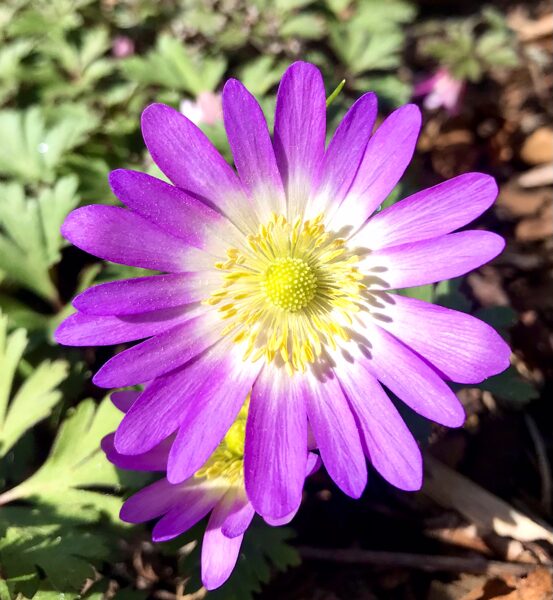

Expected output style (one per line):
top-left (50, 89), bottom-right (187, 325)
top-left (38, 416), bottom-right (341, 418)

top-left (102, 391), bottom-right (319, 590)
top-left (56, 62), bottom-right (510, 523)
top-left (413, 68), bottom-right (465, 115)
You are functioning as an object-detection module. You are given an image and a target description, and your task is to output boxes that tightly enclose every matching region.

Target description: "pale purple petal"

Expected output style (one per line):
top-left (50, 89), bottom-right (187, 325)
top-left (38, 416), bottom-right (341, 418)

top-left (73, 272), bottom-right (218, 316)
top-left (306, 452), bottom-right (321, 476)
top-left (222, 79), bottom-right (286, 218)
top-left (337, 361), bottom-right (422, 491)
top-left (167, 355), bottom-right (260, 483)
top-left (55, 306), bottom-right (193, 346)
top-left (245, 367), bottom-right (308, 520)
top-left (114, 341), bottom-right (258, 458)
top-left (202, 505), bottom-right (244, 590)
top-left (363, 231), bottom-right (505, 289)
top-left (102, 432), bottom-right (171, 471)
top-left (152, 482), bottom-right (226, 542)
top-left (304, 371), bottom-right (367, 498)
top-left (357, 320), bottom-right (465, 427)
top-left (141, 103), bottom-right (255, 231)
top-left (374, 293), bottom-right (511, 383)
top-left (330, 104), bottom-right (421, 233)
top-left (61, 205), bottom-right (209, 272)
top-left (218, 488), bottom-right (255, 538)
top-left (309, 92), bottom-right (377, 217)
top-left (354, 173), bottom-right (498, 250)
top-left (274, 62), bottom-right (326, 215)
top-left (92, 312), bottom-right (222, 388)
top-left (109, 169), bottom-right (239, 253)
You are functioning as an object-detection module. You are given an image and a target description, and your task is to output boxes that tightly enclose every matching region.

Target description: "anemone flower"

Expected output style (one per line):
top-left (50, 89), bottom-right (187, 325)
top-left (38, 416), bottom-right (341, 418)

top-left (103, 391), bottom-right (319, 590)
top-left (413, 67), bottom-right (465, 115)
top-left (56, 61), bottom-right (510, 524)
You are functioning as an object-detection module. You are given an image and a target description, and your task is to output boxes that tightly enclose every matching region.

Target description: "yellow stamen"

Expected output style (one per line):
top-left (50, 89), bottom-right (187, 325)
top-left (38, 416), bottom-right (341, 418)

top-left (194, 398), bottom-right (248, 484)
top-left (205, 214), bottom-right (363, 373)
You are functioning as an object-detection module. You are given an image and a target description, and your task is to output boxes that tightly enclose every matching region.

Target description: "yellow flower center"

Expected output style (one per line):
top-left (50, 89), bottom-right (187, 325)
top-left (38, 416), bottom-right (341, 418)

top-left (194, 398), bottom-right (248, 484)
top-left (263, 257), bottom-right (317, 312)
top-left (206, 213), bottom-right (365, 374)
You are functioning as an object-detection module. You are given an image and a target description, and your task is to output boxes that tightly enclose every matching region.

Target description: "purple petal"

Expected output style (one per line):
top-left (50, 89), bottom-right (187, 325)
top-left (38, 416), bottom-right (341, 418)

top-left (337, 363), bottom-right (422, 491)
top-left (140, 103), bottom-right (254, 231)
top-left (310, 92), bottom-right (377, 216)
top-left (304, 371), bottom-right (367, 498)
top-left (354, 173), bottom-right (498, 250)
top-left (374, 293), bottom-right (511, 383)
top-left (220, 491), bottom-right (255, 538)
top-left (202, 502), bottom-right (244, 590)
top-left (167, 354), bottom-right (260, 484)
top-left (111, 391), bottom-right (140, 413)
top-left (73, 272), bottom-right (218, 316)
top-left (109, 169), bottom-right (239, 253)
top-left (330, 104), bottom-right (421, 233)
top-left (244, 368), bottom-right (308, 520)
top-left (306, 451), bottom-right (322, 476)
top-left (61, 205), bottom-right (210, 272)
top-left (222, 79), bottom-right (286, 218)
top-left (120, 477), bottom-right (197, 523)
top-left (92, 312), bottom-right (221, 388)
top-left (102, 432), bottom-right (171, 471)
top-left (152, 481), bottom-right (225, 542)
top-left (358, 320), bottom-right (465, 427)
top-left (274, 62), bottom-right (326, 214)
top-left (114, 341), bottom-right (258, 458)
top-left (55, 306), bottom-right (193, 346)
top-left (364, 231), bottom-right (505, 289)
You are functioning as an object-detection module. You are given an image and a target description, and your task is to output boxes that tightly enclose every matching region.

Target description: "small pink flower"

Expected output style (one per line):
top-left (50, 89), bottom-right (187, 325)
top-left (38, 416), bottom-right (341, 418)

top-left (414, 68), bottom-right (465, 115)
top-left (112, 35), bottom-right (135, 59)
top-left (180, 91), bottom-right (223, 126)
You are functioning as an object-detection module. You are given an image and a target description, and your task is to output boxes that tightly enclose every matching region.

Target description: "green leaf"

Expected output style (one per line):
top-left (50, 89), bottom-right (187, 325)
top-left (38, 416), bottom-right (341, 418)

top-left (238, 57), bottom-right (286, 97)
top-left (397, 285), bottom-right (435, 303)
top-left (0, 177), bottom-right (79, 301)
top-left (435, 278), bottom-right (471, 312)
top-left (0, 105), bottom-right (99, 183)
top-left (0, 314), bottom-right (68, 459)
top-left (0, 397), bottom-right (144, 521)
top-left (280, 13), bottom-right (326, 39)
top-left (122, 34), bottom-right (226, 94)
top-left (0, 506), bottom-right (112, 597)
top-left (476, 366), bottom-right (539, 407)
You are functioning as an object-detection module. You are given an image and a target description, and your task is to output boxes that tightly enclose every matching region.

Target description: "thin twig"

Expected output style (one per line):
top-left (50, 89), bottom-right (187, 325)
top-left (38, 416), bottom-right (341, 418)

top-left (298, 546), bottom-right (552, 577)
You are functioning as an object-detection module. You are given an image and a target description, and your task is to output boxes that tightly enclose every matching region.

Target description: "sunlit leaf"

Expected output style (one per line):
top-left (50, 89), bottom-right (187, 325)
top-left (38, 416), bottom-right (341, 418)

top-left (0, 397), bottom-right (146, 521)
top-left (0, 176), bottom-right (79, 301)
top-left (0, 314), bottom-right (68, 459)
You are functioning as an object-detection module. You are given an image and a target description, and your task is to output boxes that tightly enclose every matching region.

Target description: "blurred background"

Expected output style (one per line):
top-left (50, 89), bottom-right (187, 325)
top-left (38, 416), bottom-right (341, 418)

top-left (0, 0), bottom-right (551, 598)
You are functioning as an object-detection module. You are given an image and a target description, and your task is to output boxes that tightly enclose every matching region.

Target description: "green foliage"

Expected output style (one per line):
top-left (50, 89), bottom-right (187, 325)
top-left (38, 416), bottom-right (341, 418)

top-left (0, 314), bottom-right (68, 459)
top-left (122, 34), bottom-right (227, 95)
top-left (0, 176), bottom-right (79, 301)
top-left (329, 0), bottom-right (415, 104)
top-left (0, 506), bottom-right (112, 598)
top-left (418, 7), bottom-right (519, 82)
top-left (0, 396), bottom-right (142, 521)
top-left (0, 105), bottom-right (98, 184)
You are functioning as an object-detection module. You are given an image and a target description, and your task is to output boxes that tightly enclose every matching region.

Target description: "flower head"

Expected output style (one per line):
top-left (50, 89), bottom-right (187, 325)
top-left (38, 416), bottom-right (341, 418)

top-left (57, 62), bottom-right (510, 523)
top-left (413, 67), bottom-right (465, 115)
top-left (180, 91), bottom-right (223, 126)
top-left (103, 391), bottom-right (318, 590)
